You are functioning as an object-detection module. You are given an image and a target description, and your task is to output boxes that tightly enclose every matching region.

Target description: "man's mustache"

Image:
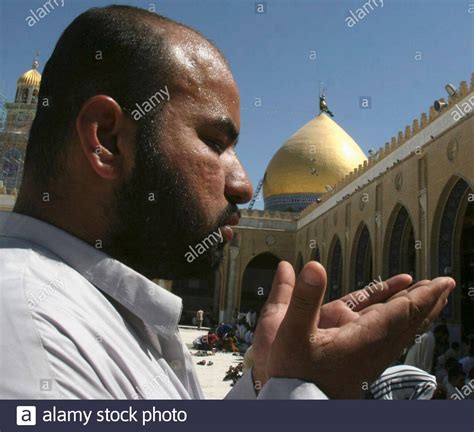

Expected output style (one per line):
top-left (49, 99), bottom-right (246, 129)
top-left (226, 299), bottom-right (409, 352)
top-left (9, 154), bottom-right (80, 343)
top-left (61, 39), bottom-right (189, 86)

top-left (215, 203), bottom-right (240, 228)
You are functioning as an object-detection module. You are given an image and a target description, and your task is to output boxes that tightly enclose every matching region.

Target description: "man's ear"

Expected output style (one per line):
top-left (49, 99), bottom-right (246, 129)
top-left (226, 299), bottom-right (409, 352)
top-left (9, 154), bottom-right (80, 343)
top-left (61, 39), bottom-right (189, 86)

top-left (76, 95), bottom-right (128, 180)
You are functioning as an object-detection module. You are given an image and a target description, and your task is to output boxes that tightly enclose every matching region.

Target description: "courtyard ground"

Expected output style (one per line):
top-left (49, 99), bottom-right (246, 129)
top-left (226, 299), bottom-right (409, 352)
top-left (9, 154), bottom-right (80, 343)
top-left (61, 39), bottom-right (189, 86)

top-left (179, 326), bottom-right (244, 399)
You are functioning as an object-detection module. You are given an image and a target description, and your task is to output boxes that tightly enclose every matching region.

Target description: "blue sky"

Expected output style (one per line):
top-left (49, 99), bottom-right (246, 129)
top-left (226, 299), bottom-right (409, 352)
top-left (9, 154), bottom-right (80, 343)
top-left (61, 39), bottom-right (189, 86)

top-left (0, 0), bottom-right (472, 208)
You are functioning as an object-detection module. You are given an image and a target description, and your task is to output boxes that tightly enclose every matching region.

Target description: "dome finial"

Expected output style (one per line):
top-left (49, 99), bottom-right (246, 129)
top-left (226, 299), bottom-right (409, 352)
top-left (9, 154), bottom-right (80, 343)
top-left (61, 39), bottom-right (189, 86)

top-left (32, 51), bottom-right (40, 70)
top-left (318, 81), bottom-right (334, 117)
top-left (319, 93), bottom-right (334, 117)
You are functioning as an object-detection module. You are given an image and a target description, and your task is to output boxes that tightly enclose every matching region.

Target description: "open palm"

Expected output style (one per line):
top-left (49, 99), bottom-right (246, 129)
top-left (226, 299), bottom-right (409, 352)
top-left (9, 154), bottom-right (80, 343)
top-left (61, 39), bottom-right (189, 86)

top-left (251, 261), bottom-right (452, 396)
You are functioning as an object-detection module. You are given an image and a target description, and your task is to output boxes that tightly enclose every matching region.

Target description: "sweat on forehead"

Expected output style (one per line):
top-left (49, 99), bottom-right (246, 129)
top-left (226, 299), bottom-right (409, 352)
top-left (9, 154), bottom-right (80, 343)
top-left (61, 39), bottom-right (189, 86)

top-left (164, 33), bottom-right (232, 88)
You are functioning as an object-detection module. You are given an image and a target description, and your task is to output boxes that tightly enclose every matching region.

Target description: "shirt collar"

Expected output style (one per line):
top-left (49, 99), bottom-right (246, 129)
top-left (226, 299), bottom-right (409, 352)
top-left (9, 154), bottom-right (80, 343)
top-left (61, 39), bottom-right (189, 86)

top-left (0, 211), bottom-right (182, 339)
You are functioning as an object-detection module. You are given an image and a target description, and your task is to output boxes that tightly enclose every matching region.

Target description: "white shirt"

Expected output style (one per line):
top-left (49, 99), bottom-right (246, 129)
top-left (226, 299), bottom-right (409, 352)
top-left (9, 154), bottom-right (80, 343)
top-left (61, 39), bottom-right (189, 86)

top-left (0, 211), bottom-right (326, 400)
top-left (404, 331), bottom-right (436, 373)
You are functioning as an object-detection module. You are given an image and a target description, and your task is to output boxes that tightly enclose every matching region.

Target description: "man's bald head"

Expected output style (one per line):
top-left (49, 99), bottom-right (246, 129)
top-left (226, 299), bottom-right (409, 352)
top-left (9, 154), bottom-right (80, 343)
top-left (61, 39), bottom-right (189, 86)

top-left (23, 4), bottom-right (228, 185)
top-left (17, 5), bottom-right (251, 280)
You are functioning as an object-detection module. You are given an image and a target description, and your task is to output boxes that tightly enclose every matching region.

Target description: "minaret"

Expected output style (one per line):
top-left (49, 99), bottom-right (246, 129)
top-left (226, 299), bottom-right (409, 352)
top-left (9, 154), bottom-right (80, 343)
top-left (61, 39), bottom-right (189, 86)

top-left (0, 55), bottom-right (41, 193)
top-left (15, 53), bottom-right (41, 105)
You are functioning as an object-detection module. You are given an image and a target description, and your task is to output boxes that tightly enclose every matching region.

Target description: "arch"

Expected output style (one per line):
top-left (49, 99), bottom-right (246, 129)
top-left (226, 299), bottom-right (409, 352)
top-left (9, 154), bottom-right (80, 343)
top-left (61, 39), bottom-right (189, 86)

top-left (431, 176), bottom-right (473, 337)
top-left (311, 244), bottom-right (321, 262)
top-left (433, 177), bottom-right (471, 276)
top-left (240, 252), bottom-right (280, 314)
top-left (385, 204), bottom-right (416, 278)
top-left (239, 248), bottom-right (283, 272)
top-left (351, 223), bottom-right (373, 290)
top-left (172, 273), bottom-right (216, 326)
top-left (327, 235), bottom-right (343, 301)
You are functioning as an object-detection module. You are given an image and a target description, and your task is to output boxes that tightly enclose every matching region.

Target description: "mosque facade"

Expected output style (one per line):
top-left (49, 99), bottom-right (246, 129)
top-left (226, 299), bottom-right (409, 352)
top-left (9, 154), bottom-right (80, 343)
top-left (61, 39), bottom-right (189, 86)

top-left (0, 63), bottom-right (472, 342)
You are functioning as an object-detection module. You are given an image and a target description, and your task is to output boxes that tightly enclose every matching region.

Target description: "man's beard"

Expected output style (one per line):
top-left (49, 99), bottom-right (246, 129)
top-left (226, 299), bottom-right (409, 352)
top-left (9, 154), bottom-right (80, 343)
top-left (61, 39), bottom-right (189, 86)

top-left (105, 118), bottom-right (237, 280)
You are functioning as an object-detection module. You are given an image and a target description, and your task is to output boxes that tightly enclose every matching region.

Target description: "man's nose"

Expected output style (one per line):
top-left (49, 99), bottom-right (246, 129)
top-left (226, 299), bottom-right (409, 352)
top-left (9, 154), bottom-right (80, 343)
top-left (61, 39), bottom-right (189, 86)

top-left (224, 158), bottom-right (254, 205)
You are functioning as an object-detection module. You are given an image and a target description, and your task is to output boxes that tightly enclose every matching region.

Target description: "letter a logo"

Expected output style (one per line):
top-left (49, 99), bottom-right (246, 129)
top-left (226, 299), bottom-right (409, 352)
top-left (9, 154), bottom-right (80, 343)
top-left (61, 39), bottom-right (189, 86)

top-left (16, 406), bottom-right (36, 425)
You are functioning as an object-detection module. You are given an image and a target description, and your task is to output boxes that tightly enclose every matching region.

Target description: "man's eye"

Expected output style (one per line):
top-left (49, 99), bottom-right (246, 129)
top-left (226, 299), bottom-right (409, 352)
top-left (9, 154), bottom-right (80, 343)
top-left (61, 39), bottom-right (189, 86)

top-left (204, 138), bottom-right (224, 154)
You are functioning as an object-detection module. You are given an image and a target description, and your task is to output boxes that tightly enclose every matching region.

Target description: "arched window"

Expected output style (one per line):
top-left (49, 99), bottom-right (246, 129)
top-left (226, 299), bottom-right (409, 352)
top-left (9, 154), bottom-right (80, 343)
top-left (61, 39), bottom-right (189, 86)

top-left (21, 88), bottom-right (28, 103)
top-left (328, 236), bottom-right (343, 301)
top-left (433, 177), bottom-right (473, 335)
top-left (386, 205), bottom-right (416, 278)
top-left (31, 89), bottom-right (39, 104)
top-left (296, 252), bottom-right (304, 275)
top-left (352, 224), bottom-right (373, 290)
top-left (311, 244), bottom-right (321, 262)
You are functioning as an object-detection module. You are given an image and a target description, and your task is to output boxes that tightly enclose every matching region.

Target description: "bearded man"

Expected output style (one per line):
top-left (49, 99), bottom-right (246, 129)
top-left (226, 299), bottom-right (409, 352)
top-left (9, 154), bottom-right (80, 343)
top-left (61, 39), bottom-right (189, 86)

top-left (0, 5), bottom-right (455, 399)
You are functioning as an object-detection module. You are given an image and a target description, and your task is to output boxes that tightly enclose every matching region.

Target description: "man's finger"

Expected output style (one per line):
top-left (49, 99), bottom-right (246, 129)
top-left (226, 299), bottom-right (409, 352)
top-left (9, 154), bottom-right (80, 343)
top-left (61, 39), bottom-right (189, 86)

top-left (394, 277), bottom-right (455, 349)
top-left (340, 274), bottom-right (413, 312)
top-left (385, 279), bottom-right (431, 302)
top-left (359, 279), bottom-right (432, 316)
top-left (414, 281), bottom-right (455, 335)
top-left (362, 277), bottom-right (455, 350)
top-left (282, 261), bottom-right (327, 334)
top-left (346, 277), bottom-right (455, 378)
top-left (258, 261), bottom-right (295, 320)
top-left (266, 261), bottom-right (295, 305)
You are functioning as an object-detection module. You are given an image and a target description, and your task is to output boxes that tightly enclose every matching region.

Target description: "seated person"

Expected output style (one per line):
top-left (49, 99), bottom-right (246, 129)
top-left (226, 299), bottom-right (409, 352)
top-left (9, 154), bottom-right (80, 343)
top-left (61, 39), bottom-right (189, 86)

top-left (216, 322), bottom-right (233, 339)
top-left (222, 334), bottom-right (239, 353)
top-left (206, 331), bottom-right (219, 349)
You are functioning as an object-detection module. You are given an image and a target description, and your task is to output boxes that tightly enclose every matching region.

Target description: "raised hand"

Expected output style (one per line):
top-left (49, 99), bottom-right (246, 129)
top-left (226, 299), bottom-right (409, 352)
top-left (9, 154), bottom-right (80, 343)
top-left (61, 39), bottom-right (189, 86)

top-left (263, 261), bottom-right (454, 399)
top-left (252, 261), bottom-right (415, 387)
top-left (251, 260), bottom-right (455, 398)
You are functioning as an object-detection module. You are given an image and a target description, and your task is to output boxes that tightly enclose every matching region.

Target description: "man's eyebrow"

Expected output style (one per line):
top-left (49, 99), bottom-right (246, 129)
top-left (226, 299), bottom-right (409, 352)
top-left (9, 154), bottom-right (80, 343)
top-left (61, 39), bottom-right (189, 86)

top-left (208, 117), bottom-right (239, 144)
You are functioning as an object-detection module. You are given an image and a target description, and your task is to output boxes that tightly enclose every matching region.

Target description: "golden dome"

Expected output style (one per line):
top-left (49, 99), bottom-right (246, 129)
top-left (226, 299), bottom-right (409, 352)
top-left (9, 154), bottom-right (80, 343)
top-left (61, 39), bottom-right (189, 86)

top-left (17, 60), bottom-right (41, 88)
top-left (263, 113), bottom-right (366, 199)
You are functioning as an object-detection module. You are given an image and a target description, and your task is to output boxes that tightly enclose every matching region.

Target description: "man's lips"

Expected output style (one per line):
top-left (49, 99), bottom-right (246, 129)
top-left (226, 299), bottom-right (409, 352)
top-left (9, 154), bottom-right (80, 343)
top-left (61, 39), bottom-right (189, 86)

top-left (220, 212), bottom-right (241, 242)
top-left (225, 211), bottom-right (241, 227)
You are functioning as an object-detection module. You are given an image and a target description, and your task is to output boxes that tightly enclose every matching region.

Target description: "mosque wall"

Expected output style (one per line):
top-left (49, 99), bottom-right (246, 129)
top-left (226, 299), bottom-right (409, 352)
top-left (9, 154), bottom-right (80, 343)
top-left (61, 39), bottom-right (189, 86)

top-left (293, 112), bottom-right (472, 291)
